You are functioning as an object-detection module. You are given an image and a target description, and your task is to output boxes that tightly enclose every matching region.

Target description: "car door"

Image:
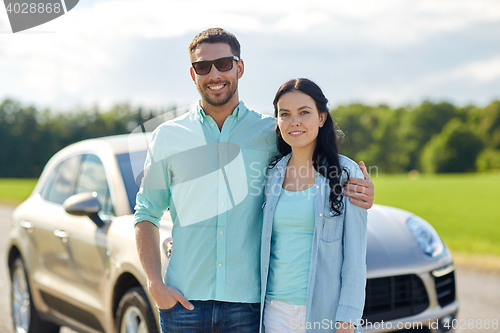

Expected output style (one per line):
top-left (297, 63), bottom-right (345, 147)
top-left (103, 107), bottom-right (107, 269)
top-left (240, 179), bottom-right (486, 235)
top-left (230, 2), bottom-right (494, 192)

top-left (29, 153), bottom-right (113, 330)
top-left (66, 153), bottom-right (113, 291)
top-left (30, 155), bottom-right (82, 285)
top-left (51, 153), bottom-right (115, 327)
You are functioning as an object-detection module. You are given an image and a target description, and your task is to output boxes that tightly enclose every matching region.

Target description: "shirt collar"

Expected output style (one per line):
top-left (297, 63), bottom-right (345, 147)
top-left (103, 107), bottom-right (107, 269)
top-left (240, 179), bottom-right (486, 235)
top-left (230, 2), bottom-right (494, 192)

top-left (195, 100), bottom-right (247, 123)
top-left (276, 153), bottom-right (292, 175)
top-left (275, 153), bottom-right (326, 182)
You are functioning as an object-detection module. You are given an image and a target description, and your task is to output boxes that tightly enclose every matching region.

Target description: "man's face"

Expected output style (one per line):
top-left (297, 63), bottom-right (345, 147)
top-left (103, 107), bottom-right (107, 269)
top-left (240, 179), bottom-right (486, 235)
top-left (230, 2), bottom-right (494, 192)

top-left (190, 43), bottom-right (243, 108)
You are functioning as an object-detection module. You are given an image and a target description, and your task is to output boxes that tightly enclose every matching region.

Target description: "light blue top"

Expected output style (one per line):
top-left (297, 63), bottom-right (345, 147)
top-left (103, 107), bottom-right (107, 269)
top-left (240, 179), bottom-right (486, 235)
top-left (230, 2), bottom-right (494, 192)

top-left (134, 101), bottom-right (277, 302)
top-left (260, 153), bottom-right (368, 333)
top-left (266, 186), bottom-right (316, 305)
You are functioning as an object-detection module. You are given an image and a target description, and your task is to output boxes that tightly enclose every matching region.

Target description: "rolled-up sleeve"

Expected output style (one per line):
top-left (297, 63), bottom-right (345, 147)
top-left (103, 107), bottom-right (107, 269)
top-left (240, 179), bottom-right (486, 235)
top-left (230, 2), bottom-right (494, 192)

top-left (134, 130), bottom-right (170, 228)
top-left (335, 165), bottom-right (368, 325)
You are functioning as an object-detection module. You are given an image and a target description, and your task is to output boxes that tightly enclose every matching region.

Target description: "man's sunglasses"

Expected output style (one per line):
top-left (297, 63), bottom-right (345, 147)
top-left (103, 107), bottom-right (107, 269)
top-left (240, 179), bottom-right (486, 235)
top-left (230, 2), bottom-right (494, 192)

top-left (191, 56), bottom-right (240, 75)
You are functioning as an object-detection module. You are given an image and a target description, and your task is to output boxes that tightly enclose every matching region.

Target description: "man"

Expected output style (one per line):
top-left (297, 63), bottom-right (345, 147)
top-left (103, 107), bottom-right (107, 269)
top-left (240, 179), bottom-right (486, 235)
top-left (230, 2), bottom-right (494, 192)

top-left (135, 28), bottom-right (374, 333)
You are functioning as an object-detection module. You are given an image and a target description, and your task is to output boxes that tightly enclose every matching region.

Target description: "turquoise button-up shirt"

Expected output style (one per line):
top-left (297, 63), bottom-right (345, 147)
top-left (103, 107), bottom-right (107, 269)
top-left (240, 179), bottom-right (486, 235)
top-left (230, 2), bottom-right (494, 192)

top-left (134, 101), bottom-right (277, 302)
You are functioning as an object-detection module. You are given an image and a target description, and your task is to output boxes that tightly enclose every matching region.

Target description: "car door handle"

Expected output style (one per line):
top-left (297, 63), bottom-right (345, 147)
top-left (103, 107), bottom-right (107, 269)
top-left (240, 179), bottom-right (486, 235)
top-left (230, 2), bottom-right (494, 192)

top-left (20, 220), bottom-right (34, 233)
top-left (53, 229), bottom-right (69, 239)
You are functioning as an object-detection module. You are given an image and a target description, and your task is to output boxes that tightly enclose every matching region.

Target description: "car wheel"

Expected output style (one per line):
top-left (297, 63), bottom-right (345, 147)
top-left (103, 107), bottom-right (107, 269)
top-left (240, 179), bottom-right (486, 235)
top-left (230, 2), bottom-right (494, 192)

top-left (115, 287), bottom-right (158, 333)
top-left (10, 257), bottom-right (60, 333)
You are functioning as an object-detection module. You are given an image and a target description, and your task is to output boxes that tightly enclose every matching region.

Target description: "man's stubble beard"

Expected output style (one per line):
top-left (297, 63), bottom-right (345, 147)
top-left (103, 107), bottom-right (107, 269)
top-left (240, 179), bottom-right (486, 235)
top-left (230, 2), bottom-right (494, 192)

top-left (197, 75), bottom-right (239, 107)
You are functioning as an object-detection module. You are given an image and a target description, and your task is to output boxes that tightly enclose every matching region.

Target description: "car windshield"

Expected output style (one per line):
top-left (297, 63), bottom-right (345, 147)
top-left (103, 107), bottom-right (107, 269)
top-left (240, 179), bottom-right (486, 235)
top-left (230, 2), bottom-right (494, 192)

top-left (116, 150), bottom-right (147, 212)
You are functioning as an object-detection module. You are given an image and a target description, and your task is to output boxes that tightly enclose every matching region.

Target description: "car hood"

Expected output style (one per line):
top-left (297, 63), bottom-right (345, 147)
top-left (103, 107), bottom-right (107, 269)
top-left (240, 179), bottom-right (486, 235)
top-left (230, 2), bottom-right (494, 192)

top-left (366, 204), bottom-right (452, 278)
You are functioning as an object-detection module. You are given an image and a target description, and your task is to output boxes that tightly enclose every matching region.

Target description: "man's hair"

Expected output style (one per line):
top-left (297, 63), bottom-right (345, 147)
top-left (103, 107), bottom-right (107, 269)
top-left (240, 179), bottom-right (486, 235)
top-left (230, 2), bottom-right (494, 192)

top-left (188, 28), bottom-right (241, 58)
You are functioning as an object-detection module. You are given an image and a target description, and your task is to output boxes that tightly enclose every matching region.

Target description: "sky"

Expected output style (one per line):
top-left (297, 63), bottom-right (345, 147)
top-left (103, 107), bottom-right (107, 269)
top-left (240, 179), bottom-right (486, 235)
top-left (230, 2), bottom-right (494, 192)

top-left (1, 0), bottom-right (500, 115)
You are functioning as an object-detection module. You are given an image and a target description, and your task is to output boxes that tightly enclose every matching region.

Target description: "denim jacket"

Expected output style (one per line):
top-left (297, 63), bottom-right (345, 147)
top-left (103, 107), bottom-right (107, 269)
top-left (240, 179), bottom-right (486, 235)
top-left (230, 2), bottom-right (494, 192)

top-left (260, 153), bottom-right (367, 333)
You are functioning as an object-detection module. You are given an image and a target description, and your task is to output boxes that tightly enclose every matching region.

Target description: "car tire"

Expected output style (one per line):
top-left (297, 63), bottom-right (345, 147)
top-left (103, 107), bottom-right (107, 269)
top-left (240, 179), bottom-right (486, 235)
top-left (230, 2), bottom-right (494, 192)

top-left (115, 286), bottom-right (158, 333)
top-left (10, 257), bottom-right (60, 333)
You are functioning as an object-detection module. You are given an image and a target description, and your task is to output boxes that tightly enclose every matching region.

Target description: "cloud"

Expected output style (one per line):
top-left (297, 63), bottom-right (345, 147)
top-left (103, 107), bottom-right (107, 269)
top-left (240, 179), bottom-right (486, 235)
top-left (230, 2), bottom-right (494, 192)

top-left (355, 55), bottom-right (500, 106)
top-left (0, 0), bottom-right (499, 109)
top-left (60, 0), bottom-right (500, 44)
top-left (446, 56), bottom-right (500, 82)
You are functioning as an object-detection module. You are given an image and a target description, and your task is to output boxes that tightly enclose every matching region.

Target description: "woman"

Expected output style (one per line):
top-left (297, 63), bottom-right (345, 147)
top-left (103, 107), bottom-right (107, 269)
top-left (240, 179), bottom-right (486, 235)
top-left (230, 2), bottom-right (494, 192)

top-left (260, 78), bottom-right (367, 333)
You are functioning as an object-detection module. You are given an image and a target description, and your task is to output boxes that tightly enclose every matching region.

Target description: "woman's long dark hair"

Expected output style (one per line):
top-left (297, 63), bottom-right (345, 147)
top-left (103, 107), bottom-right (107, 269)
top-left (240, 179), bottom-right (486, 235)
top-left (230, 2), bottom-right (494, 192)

top-left (272, 78), bottom-right (348, 216)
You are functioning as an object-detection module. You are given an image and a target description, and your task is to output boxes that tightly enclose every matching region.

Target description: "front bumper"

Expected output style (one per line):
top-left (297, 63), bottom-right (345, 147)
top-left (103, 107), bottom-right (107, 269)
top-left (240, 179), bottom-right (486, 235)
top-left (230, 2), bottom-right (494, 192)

top-left (363, 264), bottom-right (459, 333)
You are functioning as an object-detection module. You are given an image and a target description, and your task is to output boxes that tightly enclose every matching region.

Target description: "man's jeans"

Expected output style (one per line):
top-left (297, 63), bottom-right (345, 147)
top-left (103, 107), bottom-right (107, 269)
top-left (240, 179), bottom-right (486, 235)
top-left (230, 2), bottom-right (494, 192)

top-left (159, 300), bottom-right (260, 333)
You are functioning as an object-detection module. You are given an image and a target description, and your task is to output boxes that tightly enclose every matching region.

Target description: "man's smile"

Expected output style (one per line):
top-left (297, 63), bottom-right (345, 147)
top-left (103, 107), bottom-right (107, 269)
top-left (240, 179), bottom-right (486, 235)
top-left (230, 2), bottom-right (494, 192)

top-left (207, 83), bottom-right (226, 92)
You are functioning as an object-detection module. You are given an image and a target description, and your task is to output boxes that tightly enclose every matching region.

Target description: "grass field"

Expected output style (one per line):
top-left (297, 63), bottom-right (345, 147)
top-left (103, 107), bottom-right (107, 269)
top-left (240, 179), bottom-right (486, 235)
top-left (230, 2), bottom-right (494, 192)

top-left (1, 174), bottom-right (499, 258)
top-left (372, 172), bottom-right (500, 257)
top-left (0, 178), bottom-right (38, 205)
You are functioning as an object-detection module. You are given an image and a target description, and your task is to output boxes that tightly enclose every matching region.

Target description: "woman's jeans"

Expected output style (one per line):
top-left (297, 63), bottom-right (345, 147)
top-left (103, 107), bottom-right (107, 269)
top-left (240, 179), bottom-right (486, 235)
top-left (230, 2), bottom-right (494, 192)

top-left (159, 300), bottom-right (260, 333)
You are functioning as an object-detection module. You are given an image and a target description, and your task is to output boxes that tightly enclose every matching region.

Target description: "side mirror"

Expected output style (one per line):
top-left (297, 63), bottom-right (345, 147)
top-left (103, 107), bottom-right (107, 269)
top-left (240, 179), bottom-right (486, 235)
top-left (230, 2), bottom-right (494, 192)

top-left (63, 192), bottom-right (105, 228)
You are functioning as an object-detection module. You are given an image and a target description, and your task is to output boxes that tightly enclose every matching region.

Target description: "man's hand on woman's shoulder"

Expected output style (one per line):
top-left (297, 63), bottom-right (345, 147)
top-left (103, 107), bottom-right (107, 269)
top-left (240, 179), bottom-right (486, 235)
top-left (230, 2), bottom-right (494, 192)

top-left (343, 161), bottom-right (374, 209)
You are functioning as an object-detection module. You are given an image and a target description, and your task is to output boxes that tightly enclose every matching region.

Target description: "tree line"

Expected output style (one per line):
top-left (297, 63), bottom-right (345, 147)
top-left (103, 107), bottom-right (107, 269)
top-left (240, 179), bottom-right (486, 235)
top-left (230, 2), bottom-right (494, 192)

top-left (333, 100), bottom-right (500, 174)
top-left (1, 98), bottom-right (499, 178)
top-left (0, 99), bottom-right (174, 178)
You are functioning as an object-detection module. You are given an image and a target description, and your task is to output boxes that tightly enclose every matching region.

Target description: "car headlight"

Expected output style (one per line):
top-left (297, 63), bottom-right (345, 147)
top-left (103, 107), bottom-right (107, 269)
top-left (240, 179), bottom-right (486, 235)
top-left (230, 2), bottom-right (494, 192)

top-left (406, 216), bottom-right (444, 257)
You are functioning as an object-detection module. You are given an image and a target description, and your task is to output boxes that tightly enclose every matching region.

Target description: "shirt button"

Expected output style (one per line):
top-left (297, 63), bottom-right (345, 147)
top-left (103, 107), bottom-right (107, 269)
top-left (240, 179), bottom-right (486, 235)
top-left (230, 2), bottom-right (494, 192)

top-left (219, 231), bottom-right (223, 235)
top-left (221, 202), bottom-right (224, 207)
top-left (211, 123), bottom-right (215, 127)
top-left (218, 263), bottom-right (222, 267)
top-left (221, 147), bottom-right (225, 151)
top-left (221, 174), bottom-right (224, 178)
top-left (319, 213), bottom-right (323, 217)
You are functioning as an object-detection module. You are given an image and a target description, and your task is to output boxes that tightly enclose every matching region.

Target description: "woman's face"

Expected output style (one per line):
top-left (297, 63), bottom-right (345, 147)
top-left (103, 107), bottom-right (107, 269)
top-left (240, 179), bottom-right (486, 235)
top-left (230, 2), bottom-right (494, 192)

top-left (276, 90), bottom-right (326, 152)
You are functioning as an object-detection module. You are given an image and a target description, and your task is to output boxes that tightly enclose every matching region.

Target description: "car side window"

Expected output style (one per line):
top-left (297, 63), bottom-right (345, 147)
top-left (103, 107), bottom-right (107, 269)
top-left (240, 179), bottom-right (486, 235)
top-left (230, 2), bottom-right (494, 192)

top-left (74, 154), bottom-right (114, 216)
top-left (40, 163), bottom-right (60, 200)
top-left (44, 156), bottom-right (81, 205)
